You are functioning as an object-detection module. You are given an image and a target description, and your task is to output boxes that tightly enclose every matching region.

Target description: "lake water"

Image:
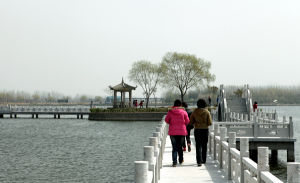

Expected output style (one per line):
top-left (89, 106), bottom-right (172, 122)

top-left (0, 106), bottom-right (299, 182)
top-left (0, 117), bottom-right (158, 183)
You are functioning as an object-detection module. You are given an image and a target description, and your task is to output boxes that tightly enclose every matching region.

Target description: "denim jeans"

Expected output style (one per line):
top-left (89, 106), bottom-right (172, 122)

top-left (194, 129), bottom-right (209, 164)
top-left (170, 135), bottom-right (185, 164)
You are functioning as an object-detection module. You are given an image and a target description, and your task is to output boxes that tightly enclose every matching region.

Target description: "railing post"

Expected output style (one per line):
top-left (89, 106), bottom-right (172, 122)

top-left (253, 115), bottom-right (258, 138)
top-left (153, 132), bottom-right (162, 170)
top-left (240, 138), bottom-right (249, 183)
top-left (275, 113), bottom-right (279, 122)
top-left (228, 132), bottom-right (236, 180)
top-left (240, 113), bottom-right (244, 122)
top-left (289, 117), bottom-right (294, 138)
top-left (149, 137), bottom-right (159, 183)
top-left (219, 127), bottom-right (227, 169)
top-left (287, 162), bottom-right (300, 183)
top-left (144, 146), bottom-right (154, 183)
top-left (135, 161), bottom-right (148, 183)
top-left (257, 147), bottom-right (269, 183)
top-left (211, 124), bottom-right (215, 155)
top-left (245, 114), bottom-right (248, 122)
top-left (214, 124), bottom-right (220, 160)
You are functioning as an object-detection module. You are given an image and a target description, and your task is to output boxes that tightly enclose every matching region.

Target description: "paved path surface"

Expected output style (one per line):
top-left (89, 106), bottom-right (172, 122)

top-left (159, 134), bottom-right (232, 183)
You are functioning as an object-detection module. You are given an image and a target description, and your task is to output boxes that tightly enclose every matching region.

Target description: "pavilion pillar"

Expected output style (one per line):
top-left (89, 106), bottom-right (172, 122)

top-left (120, 92), bottom-right (123, 108)
top-left (129, 91), bottom-right (132, 107)
top-left (113, 91), bottom-right (117, 108)
top-left (122, 91), bottom-right (126, 108)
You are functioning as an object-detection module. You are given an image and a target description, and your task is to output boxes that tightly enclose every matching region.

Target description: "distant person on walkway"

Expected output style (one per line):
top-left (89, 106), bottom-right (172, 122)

top-left (208, 96), bottom-right (211, 106)
top-left (182, 102), bottom-right (193, 152)
top-left (190, 99), bottom-right (212, 167)
top-left (139, 100), bottom-right (144, 108)
top-left (253, 101), bottom-right (258, 112)
top-left (165, 99), bottom-right (190, 167)
top-left (216, 95), bottom-right (220, 105)
top-left (133, 100), bottom-right (138, 108)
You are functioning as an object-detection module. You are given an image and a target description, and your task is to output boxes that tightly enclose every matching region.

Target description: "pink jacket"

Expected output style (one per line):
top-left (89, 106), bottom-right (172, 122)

top-left (165, 107), bottom-right (190, 136)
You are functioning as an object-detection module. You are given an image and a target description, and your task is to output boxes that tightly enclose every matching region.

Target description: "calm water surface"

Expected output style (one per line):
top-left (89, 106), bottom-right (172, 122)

top-left (0, 117), bottom-right (158, 183)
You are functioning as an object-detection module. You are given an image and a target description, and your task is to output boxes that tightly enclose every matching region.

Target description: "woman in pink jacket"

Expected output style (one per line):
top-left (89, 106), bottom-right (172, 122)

top-left (165, 99), bottom-right (190, 167)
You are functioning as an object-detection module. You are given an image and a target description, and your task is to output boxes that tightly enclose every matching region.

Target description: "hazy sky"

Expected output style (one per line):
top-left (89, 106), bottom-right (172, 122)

top-left (1, 0), bottom-right (300, 97)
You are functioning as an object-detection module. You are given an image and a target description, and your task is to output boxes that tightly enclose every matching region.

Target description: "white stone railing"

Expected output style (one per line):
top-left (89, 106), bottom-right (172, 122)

top-left (6, 106), bottom-right (90, 113)
top-left (209, 124), bottom-right (300, 183)
top-left (135, 117), bottom-right (168, 183)
top-left (227, 111), bottom-right (278, 123)
top-left (214, 120), bottom-right (293, 138)
top-left (0, 105), bottom-right (11, 112)
top-left (213, 113), bottom-right (293, 138)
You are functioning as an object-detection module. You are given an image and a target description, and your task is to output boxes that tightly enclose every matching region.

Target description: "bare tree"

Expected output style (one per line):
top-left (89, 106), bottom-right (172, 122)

top-left (128, 60), bottom-right (162, 108)
top-left (161, 52), bottom-right (215, 102)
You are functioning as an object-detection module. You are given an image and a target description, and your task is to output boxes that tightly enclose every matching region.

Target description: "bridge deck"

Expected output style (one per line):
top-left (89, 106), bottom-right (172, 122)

top-left (160, 135), bottom-right (232, 183)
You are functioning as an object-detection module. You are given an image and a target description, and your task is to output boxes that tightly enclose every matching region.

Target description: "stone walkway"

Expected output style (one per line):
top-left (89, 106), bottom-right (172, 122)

top-left (159, 135), bottom-right (232, 183)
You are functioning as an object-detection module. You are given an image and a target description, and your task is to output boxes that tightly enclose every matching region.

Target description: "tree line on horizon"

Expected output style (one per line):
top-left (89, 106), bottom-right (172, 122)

top-left (161, 85), bottom-right (300, 105)
top-left (1, 85), bottom-right (300, 105)
top-left (0, 90), bottom-right (103, 104)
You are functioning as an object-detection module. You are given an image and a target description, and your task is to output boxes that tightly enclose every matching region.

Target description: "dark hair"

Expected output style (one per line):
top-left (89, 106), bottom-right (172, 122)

top-left (173, 99), bottom-right (182, 107)
top-left (182, 102), bottom-right (188, 108)
top-left (197, 99), bottom-right (207, 108)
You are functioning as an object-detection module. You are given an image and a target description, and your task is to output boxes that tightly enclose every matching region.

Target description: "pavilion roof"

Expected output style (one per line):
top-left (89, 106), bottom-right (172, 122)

top-left (109, 78), bottom-right (137, 92)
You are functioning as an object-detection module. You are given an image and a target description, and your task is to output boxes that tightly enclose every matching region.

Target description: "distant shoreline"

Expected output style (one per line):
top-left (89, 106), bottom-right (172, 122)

top-left (259, 104), bottom-right (300, 106)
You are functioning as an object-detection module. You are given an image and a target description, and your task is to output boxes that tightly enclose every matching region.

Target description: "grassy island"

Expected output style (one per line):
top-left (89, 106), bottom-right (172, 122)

top-left (89, 107), bottom-right (168, 121)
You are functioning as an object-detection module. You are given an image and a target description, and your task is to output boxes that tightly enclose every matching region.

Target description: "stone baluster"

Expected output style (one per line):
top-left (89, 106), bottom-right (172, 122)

top-left (135, 161), bottom-right (148, 183)
top-left (219, 127), bottom-right (227, 169)
top-left (214, 124), bottom-right (220, 160)
top-left (257, 147), bottom-right (269, 183)
top-left (239, 113), bottom-right (243, 122)
top-left (287, 162), bottom-right (300, 183)
top-left (208, 124), bottom-right (214, 155)
top-left (153, 132), bottom-right (162, 170)
top-left (245, 114), bottom-right (248, 122)
top-left (207, 125), bottom-right (213, 154)
top-left (250, 114), bottom-right (254, 122)
top-left (228, 132), bottom-right (236, 180)
top-left (149, 137), bottom-right (159, 182)
top-left (240, 138), bottom-right (249, 183)
top-left (263, 113), bottom-right (267, 123)
top-left (283, 116), bottom-right (287, 128)
top-left (275, 113), bottom-right (279, 122)
top-left (289, 117), bottom-right (294, 138)
top-left (144, 146), bottom-right (155, 183)
top-left (253, 115), bottom-right (259, 138)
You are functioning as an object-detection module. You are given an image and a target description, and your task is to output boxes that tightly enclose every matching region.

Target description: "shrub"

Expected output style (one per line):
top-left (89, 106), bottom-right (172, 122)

top-left (90, 107), bottom-right (169, 113)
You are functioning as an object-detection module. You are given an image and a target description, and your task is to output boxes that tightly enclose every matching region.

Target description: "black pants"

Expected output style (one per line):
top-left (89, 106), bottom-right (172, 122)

top-left (183, 124), bottom-right (193, 148)
top-left (194, 129), bottom-right (209, 164)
